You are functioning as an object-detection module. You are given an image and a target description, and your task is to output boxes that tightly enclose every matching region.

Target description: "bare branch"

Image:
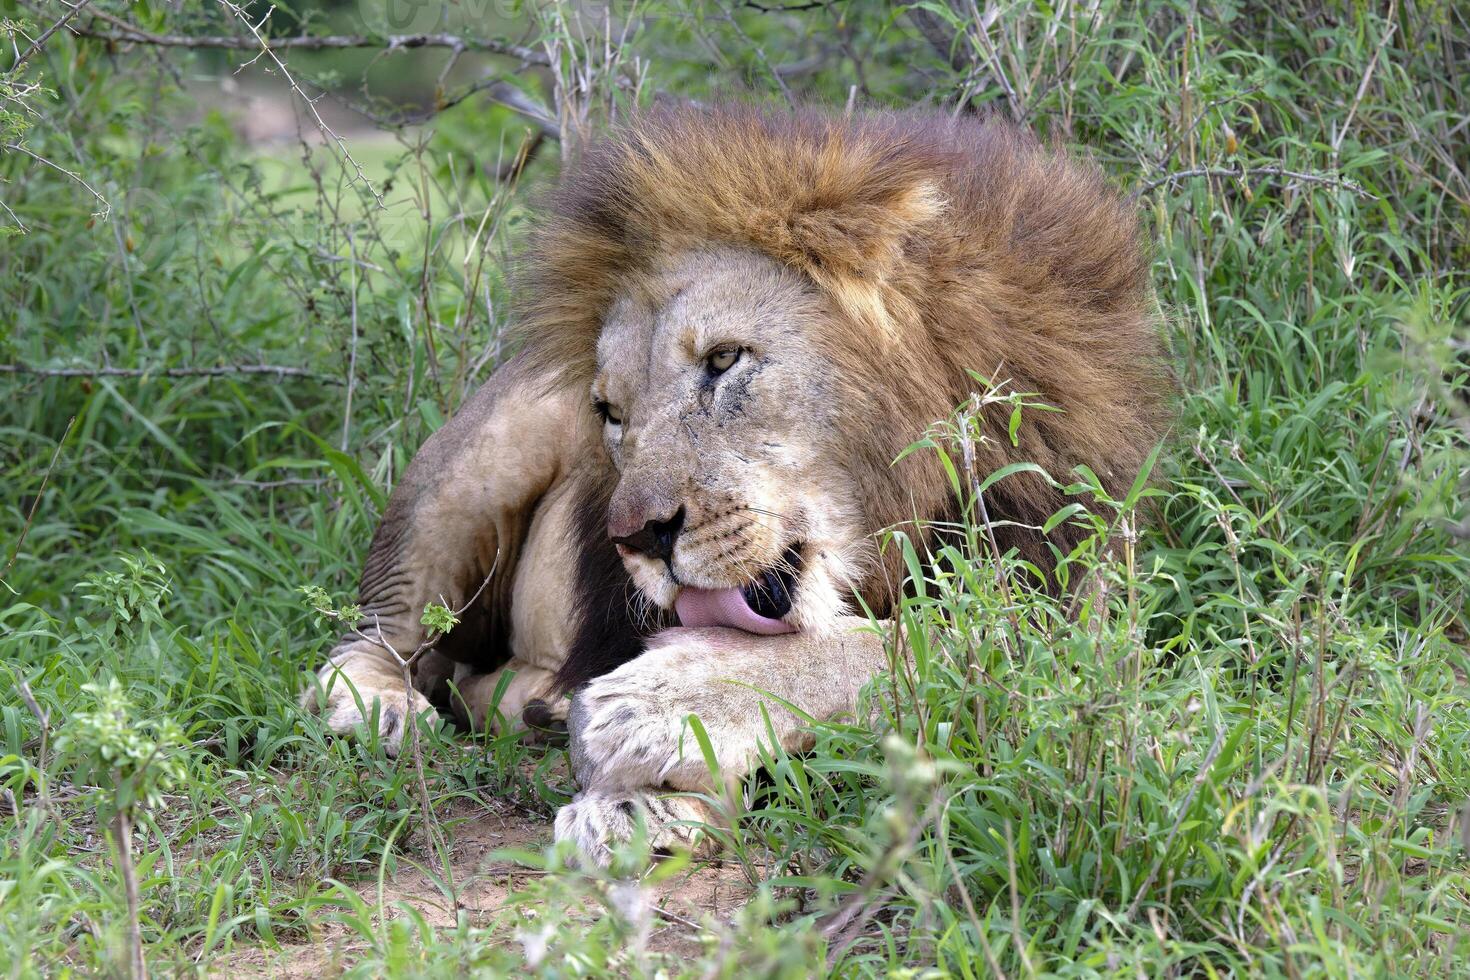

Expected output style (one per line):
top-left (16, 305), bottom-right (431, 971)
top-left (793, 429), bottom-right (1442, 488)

top-left (1153, 88), bottom-right (1262, 174)
top-left (907, 6), bottom-right (966, 72)
top-left (742, 0), bottom-right (833, 10)
top-left (1332, 0), bottom-right (1397, 156)
top-left (1, 363), bottom-right (341, 383)
top-left (1020, 2), bottom-right (1105, 122)
top-left (229, 477), bottom-right (330, 490)
top-left (64, 17), bottom-right (548, 67)
top-left (476, 80), bottom-right (559, 136)
top-left (341, 228), bottom-right (360, 452)
top-left (718, 1), bottom-right (796, 107)
top-left (962, 0), bottom-right (1023, 120)
top-left (489, 129), bottom-right (547, 182)
top-left (11, 676), bottom-right (53, 813)
top-left (399, 78), bottom-right (559, 137)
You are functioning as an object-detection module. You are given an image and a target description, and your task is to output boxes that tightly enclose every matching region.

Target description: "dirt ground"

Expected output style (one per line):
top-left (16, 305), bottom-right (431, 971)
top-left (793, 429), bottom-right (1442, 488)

top-left (221, 796), bottom-right (756, 977)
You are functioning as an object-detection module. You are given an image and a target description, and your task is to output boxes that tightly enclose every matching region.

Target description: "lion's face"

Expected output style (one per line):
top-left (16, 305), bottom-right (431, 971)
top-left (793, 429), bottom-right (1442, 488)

top-left (591, 248), bottom-right (868, 634)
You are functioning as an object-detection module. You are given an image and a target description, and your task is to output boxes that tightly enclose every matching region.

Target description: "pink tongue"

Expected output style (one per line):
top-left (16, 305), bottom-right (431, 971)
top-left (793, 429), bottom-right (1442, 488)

top-left (675, 587), bottom-right (796, 635)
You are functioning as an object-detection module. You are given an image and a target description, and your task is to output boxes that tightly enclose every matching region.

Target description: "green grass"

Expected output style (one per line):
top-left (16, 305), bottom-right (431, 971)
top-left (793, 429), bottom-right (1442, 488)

top-left (2, 0), bottom-right (1467, 976)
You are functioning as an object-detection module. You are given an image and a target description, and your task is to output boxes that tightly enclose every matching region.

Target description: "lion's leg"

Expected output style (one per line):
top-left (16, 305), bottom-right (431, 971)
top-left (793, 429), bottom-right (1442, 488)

top-left (564, 617), bottom-right (895, 795)
top-left (301, 352), bottom-right (589, 756)
top-left (554, 789), bottom-right (724, 866)
top-left (442, 475), bottom-right (582, 736)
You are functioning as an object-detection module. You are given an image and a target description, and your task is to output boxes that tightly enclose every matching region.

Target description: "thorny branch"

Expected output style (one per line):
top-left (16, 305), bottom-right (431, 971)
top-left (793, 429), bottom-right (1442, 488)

top-left (210, 0), bottom-right (386, 207)
top-left (1, 363), bottom-right (340, 383)
top-left (7, 0), bottom-right (94, 73)
top-left (0, 194), bottom-right (26, 233)
top-left (61, 11), bottom-right (548, 67)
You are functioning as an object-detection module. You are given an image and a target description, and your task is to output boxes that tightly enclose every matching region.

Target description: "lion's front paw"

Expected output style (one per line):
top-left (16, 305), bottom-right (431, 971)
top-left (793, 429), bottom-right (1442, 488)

top-left (567, 671), bottom-right (685, 791)
top-left (567, 628), bottom-right (791, 793)
top-left (323, 688), bottom-right (437, 759)
top-left (554, 790), bottom-right (721, 866)
top-left (302, 653), bottom-right (439, 758)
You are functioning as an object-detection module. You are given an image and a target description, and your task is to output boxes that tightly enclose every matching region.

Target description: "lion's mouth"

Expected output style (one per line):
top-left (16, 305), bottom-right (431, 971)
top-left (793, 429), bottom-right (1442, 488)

top-left (674, 544), bottom-right (802, 635)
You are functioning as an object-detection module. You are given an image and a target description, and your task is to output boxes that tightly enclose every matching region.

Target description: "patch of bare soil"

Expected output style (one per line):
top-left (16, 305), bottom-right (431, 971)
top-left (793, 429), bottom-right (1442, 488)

top-left (218, 797), bottom-right (755, 977)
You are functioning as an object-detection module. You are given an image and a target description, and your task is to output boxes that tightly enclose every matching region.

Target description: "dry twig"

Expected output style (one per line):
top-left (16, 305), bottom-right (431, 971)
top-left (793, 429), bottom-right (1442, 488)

top-left (13, 676), bottom-right (53, 812)
top-left (2, 141), bottom-right (110, 218)
top-left (962, 0), bottom-right (1023, 120)
top-left (212, 0), bottom-right (384, 208)
top-left (341, 228), bottom-right (360, 452)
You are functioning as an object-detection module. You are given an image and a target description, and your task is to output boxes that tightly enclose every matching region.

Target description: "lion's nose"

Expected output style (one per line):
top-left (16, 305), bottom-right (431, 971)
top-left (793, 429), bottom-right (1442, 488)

top-left (610, 506), bottom-right (685, 562)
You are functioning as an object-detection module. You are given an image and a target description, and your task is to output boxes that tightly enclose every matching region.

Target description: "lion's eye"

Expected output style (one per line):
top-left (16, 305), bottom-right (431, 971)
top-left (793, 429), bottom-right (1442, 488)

top-left (707, 348), bottom-right (741, 375)
top-left (596, 401), bottom-right (623, 426)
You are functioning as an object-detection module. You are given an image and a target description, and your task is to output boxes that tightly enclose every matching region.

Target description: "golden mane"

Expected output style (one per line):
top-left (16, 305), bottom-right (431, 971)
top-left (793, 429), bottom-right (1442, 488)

top-left (514, 103), bottom-right (1173, 587)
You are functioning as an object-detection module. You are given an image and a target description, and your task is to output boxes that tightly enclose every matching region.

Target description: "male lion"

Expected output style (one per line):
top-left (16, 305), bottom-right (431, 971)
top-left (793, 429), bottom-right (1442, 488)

top-left (304, 105), bottom-right (1171, 861)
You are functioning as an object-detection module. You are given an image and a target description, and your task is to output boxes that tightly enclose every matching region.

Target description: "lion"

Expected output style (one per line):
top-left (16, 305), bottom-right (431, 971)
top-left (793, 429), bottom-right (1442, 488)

top-left (302, 104), bottom-right (1172, 862)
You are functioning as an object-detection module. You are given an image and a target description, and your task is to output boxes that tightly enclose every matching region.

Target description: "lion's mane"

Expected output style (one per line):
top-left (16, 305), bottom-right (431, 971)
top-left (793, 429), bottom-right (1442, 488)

top-left (513, 105), bottom-right (1172, 683)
